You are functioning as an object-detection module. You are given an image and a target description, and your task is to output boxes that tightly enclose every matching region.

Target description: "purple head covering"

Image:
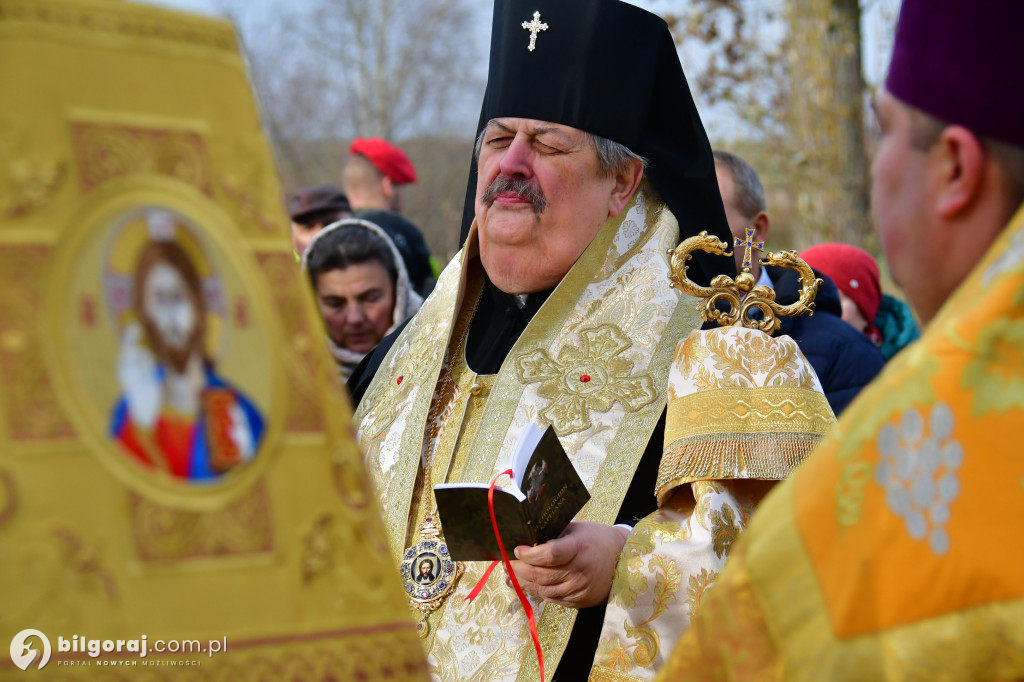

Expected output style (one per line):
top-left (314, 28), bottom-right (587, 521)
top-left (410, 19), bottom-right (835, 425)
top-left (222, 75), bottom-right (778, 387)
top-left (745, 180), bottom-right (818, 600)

top-left (885, 0), bottom-right (1024, 148)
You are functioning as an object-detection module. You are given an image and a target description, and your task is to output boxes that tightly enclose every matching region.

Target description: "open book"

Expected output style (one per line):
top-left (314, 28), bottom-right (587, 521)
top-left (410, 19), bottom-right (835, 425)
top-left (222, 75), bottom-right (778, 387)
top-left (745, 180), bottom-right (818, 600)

top-left (434, 424), bottom-right (591, 562)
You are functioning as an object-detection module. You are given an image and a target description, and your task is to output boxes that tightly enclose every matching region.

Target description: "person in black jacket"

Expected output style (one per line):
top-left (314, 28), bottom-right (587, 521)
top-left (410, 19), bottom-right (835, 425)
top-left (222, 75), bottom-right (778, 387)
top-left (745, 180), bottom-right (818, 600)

top-left (714, 150), bottom-right (884, 414)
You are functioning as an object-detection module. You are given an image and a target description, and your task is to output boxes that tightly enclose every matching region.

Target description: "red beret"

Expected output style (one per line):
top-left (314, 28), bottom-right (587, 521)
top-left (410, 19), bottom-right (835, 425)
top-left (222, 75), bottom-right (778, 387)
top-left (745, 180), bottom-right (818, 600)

top-left (801, 244), bottom-right (882, 326)
top-left (349, 138), bottom-right (417, 185)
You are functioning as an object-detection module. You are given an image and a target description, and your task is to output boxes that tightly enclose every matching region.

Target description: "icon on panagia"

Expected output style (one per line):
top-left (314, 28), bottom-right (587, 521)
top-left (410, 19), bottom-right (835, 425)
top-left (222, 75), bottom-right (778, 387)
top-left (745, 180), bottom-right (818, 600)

top-left (0, 0), bottom-right (427, 679)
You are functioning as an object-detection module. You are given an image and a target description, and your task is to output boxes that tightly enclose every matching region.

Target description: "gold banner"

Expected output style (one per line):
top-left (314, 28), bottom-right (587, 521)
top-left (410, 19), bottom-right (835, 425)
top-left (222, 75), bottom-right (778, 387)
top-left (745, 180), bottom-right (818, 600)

top-left (0, 0), bottom-right (426, 678)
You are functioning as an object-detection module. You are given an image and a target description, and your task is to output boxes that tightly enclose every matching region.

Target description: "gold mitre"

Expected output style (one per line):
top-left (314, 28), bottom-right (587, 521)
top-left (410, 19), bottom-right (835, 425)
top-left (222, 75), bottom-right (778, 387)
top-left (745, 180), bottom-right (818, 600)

top-left (656, 231), bottom-right (836, 505)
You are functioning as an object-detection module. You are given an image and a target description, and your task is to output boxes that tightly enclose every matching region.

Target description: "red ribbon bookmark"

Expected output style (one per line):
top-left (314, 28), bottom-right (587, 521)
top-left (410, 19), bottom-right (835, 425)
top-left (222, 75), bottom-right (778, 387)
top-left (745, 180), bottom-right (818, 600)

top-left (464, 468), bottom-right (545, 682)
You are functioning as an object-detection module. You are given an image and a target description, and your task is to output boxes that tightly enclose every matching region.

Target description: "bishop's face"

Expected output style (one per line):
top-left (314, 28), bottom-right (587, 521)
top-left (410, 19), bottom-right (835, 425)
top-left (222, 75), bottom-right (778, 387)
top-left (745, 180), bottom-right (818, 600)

top-left (474, 118), bottom-right (623, 294)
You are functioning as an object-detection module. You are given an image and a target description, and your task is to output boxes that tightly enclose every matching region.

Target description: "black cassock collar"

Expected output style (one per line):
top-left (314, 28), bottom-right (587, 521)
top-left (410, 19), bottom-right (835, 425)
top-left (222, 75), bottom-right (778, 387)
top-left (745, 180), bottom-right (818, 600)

top-left (465, 276), bottom-right (554, 375)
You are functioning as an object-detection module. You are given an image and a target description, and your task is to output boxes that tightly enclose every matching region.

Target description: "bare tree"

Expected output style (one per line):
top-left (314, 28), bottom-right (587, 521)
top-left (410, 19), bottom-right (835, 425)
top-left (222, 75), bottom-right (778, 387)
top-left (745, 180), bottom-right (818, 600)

top-left (214, 0), bottom-right (485, 259)
top-left (665, 1), bottom-right (789, 140)
top-left (664, 0), bottom-right (881, 248)
top-left (786, 0), bottom-right (870, 246)
top-left (305, 0), bottom-right (481, 141)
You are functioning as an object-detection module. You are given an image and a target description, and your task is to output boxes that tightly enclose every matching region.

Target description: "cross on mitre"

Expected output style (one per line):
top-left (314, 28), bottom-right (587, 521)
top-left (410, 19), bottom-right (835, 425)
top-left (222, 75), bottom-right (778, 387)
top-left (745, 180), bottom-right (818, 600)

top-left (735, 227), bottom-right (764, 272)
top-left (521, 11), bottom-right (548, 52)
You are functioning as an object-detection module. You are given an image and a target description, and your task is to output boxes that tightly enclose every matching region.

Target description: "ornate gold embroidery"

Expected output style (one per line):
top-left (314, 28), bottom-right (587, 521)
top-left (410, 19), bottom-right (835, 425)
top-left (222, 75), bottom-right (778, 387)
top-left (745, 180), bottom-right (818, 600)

top-left (71, 121), bottom-right (211, 194)
top-left (702, 330), bottom-right (817, 389)
top-left (0, 245), bottom-right (78, 441)
top-left (0, 468), bottom-right (15, 528)
top-left (255, 252), bottom-right (326, 433)
top-left (128, 486), bottom-right (274, 562)
top-left (667, 386), bottom-right (833, 437)
top-left (659, 387), bottom-right (832, 498)
top-left (693, 481), bottom-right (724, 531)
top-left (598, 533), bottom-right (685, 674)
top-left (684, 567), bottom-right (719, 618)
top-left (0, 117), bottom-right (66, 218)
top-left (963, 317), bottom-right (1024, 416)
top-left (594, 636), bottom-right (636, 675)
top-left (517, 324), bottom-right (657, 436)
top-left (610, 523), bottom-right (658, 610)
top-left (830, 346), bottom-right (940, 530)
top-left (300, 513), bottom-right (334, 582)
top-left (709, 503), bottom-right (741, 559)
top-left (573, 269), bottom-right (665, 349)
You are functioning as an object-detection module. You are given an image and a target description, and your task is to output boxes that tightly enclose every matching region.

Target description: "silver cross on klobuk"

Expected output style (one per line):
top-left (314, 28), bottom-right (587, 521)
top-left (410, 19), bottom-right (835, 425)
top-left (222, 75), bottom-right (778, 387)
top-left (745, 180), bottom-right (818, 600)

top-left (521, 11), bottom-right (548, 52)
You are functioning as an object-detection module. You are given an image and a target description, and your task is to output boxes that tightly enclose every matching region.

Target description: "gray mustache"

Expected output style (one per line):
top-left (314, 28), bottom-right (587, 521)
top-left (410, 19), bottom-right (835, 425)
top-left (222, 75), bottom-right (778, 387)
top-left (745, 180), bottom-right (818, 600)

top-left (481, 176), bottom-right (548, 213)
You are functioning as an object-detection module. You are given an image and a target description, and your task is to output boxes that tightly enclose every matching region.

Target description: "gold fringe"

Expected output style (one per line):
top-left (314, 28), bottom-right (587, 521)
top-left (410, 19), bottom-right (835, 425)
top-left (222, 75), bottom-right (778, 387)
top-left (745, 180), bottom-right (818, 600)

top-left (588, 666), bottom-right (648, 682)
top-left (656, 431), bottom-right (823, 504)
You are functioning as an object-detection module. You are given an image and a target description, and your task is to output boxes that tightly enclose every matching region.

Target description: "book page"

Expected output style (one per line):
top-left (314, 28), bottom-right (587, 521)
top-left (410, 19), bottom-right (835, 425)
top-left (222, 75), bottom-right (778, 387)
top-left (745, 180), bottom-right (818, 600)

top-left (510, 422), bottom-right (544, 486)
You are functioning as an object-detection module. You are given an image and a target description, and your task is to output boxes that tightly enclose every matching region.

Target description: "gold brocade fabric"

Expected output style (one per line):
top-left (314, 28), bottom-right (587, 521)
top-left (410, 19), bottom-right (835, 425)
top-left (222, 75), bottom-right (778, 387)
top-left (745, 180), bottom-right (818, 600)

top-left (658, 327), bottom-right (835, 503)
top-left (591, 326), bottom-right (834, 681)
top-left (0, 1), bottom-right (427, 678)
top-left (407, 272), bottom-right (495, 644)
top-left (355, 181), bottom-right (703, 681)
top-left (658, 206), bottom-right (1024, 681)
top-left (592, 480), bottom-right (774, 681)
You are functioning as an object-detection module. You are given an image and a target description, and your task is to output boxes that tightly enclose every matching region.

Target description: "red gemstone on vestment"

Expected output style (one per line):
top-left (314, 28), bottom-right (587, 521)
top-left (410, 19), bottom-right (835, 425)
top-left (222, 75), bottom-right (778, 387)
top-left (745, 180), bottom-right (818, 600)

top-left (580, 374), bottom-right (591, 383)
top-left (397, 376), bottom-right (404, 385)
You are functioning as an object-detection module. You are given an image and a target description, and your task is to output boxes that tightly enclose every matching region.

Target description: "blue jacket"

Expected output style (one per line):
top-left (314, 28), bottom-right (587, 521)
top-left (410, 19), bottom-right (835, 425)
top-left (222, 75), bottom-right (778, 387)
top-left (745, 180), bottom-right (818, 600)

top-left (767, 265), bottom-right (885, 416)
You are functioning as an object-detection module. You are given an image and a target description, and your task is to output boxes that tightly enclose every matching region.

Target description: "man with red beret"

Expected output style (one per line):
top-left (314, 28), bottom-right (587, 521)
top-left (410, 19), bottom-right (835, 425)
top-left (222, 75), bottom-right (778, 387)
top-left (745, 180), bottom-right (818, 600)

top-left (344, 138), bottom-right (438, 295)
top-left (344, 137), bottom-right (417, 213)
top-left (657, 0), bottom-right (1024, 678)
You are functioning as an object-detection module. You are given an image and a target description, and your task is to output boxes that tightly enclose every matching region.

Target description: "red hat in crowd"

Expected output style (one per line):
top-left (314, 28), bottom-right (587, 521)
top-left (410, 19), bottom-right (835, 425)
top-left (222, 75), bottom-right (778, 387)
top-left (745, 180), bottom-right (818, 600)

top-left (349, 138), bottom-right (417, 185)
top-left (801, 243), bottom-right (882, 326)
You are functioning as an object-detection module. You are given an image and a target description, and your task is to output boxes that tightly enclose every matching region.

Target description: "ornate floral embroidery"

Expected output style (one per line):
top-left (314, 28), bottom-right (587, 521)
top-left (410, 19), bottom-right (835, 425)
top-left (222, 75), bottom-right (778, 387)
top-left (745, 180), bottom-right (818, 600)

top-left (833, 347), bottom-right (940, 530)
top-left (693, 480), bottom-right (725, 531)
top-left (609, 523), bottom-right (658, 610)
top-left (876, 403), bottom-right (962, 555)
top-left (703, 329), bottom-right (816, 389)
top-left (594, 635), bottom-right (634, 673)
top-left (709, 503), bottom-right (741, 559)
top-left (684, 567), bottom-right (719, 618)
top-left (516, 324), bottom-right (657, 435)
top-left (963, 317), bottom-right (1024, 416)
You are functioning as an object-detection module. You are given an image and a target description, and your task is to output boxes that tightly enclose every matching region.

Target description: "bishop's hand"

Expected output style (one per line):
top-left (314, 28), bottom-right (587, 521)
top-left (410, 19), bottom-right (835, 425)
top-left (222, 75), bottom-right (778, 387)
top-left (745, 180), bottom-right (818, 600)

top-left (510, 521), bottom-right (630, 609)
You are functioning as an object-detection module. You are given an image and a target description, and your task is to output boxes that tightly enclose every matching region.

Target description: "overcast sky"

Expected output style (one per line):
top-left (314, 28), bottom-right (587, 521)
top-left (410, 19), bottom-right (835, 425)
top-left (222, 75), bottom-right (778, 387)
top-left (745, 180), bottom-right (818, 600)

top-left (135, 0), bottom-right (898, 141)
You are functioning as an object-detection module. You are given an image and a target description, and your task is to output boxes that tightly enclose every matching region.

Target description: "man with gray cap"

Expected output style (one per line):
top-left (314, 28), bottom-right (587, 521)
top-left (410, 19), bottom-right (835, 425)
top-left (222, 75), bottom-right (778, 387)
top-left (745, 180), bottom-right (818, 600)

top-left (658, 1), bottom-right (1024, 679)
top-left (348, 0), bottom-right (735, 678)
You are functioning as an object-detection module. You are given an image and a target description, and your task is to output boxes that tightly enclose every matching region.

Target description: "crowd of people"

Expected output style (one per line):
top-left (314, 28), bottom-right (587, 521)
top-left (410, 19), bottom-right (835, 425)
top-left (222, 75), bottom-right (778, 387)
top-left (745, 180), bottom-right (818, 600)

top-left (285, 0), bottom-right (1022, 679)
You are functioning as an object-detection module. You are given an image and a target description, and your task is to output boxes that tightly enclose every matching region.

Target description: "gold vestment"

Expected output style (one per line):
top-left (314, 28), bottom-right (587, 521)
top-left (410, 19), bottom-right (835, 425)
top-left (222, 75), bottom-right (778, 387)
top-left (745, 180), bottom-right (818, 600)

top-left (355, 181), bottom-right (704, 680)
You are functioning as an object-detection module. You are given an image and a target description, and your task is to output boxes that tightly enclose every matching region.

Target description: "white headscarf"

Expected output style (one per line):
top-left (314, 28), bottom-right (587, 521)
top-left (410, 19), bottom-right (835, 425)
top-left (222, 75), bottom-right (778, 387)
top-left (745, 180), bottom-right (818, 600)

top-left (302, 218), bottom-right (424, 381)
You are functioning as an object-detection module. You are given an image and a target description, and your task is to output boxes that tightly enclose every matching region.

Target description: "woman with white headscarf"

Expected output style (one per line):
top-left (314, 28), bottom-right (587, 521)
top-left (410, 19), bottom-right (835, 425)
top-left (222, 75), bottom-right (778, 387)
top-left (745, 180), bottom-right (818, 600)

top-left (302, 218), bottom-right (423, 381)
